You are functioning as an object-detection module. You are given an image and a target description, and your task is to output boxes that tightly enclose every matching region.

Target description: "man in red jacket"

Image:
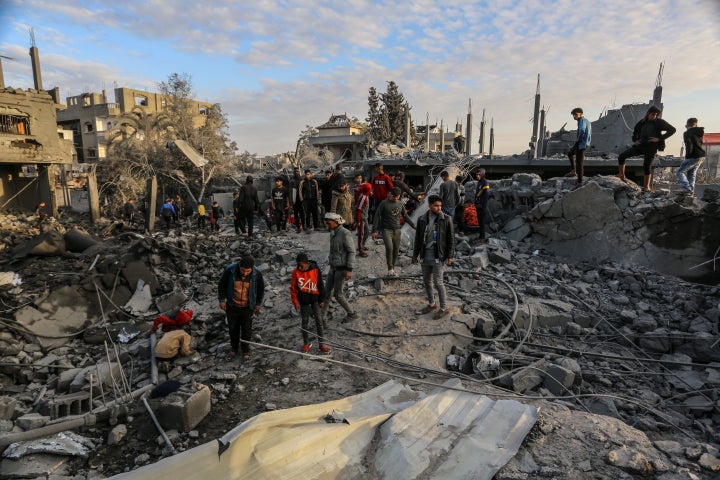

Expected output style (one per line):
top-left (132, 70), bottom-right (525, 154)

top-left (371, 163), bottom-right (394, 221)
top-left (290, 253), bottom-right (329, 354)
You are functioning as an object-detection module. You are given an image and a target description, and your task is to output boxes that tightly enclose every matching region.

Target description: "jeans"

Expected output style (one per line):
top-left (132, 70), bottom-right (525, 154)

top-left (323, 266), bottom-right (354, 316)
top-left (676, 157), bottom-right (703, 192)
top-left (618, 144), bottom-right (658, 175)
top-left (421, 263), bottom-right (447, 310)
top-left (381, 228), bottom-right (402, 270)
top-left (441, 206), bottom-right (455, 217)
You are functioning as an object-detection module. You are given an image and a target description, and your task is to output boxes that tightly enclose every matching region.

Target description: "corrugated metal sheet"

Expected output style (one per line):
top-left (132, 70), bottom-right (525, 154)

top-left (111, 379), bottom-right (537, 480)
top-left (169, 140), bottom-right (209, 167)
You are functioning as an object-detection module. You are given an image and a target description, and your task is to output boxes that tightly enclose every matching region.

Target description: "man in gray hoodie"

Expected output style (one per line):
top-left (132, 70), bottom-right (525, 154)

top-left (322, 212), bottom-right (357, 322)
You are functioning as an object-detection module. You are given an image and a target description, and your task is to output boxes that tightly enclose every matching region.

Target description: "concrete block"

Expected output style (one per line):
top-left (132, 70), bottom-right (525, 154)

top-left (39, 391), bottom-right (92, 420)
top-left (489, 247), bottom-right (512, 264)
top-left (511, 367), bottom-right (544, 393)
top-left (374, 278), bottom-right (384, 292)
top-left (474, 315), bottom-right (496, 338)
top-left (470, 248), bottom-right (490, 269)
top-left (584, 397), bottom-right (620, 419)
top-left (16, 413), bottom-right (51, 430)
top-left (122, 260), bottom-right (159, 295)
top-left (155, 291), bottom-right (189, 314)
top-left (57, 368), bottom-right (83, 393)
top-left (108, 424), bottom-right (128, 445)
top-left (0, 396), bottom-right (18, 420)
top-left (0, 453), bottom-right (71, 478)
top-left (274, 249), bottom-right (293, 263)
top-left (147, 384), bottom-right (211, 432)
top-left (70, 362), bottom-right (122, 392)
top-left (543, 364), bottom-right (575, 396)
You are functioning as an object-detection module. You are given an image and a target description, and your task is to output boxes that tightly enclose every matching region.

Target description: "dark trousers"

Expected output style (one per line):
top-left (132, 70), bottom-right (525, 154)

top-left (300, 303), bottom-right (324, 345)
top-left (475, 203), bottom-right (486, 238)
top-left (273, 209), bottom-right (287, 231)
top-left (226, 305), bottom-right (253, 354)
top-left (233, 214), bottom-right (242, 234)
top-left (239, 211), bottom-right (255, 237)
top-left (568, 142), bottom-right (586, 182)
top-left (454, 204), bottom-right (466, 233)
top-left (198, 216), bottom-right (206, 229)
top-left (293, 200), bottom-right (304, 230)
top-left (302, 199), bottom-right (319, 230)
top-left (163, 215), bottom-right (172, 230)
top-left (618, 144), bottom-right (658, 175)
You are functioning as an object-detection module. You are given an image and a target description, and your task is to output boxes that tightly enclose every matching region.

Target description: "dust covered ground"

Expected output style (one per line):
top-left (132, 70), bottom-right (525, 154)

top-left (1, 183), bottom-right (720, 479)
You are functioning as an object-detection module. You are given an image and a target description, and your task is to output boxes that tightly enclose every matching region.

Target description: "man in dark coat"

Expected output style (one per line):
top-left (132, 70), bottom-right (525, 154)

top-left (617, 105), bottom-right (676, 191)
top-left (238, 176), bottom-right (261, 239)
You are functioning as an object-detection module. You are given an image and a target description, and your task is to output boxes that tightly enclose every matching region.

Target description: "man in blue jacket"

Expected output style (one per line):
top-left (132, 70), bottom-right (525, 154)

top-left (567, 107), bottom-right (591, 189)
top-left (218, 255), bottom-right (265, 361)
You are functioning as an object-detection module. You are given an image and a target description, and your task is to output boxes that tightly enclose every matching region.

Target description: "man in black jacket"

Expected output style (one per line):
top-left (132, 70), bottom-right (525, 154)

top-left (617, 106), bottom-right (676, 191)
top-left (298, 169), bottom-right (321, 232)
top-left (412, 194), bottom-right (454, 320)
top-left (676, 117), bottom-right (705, 195)
top-left (238, 176), bottom-right (261, 239)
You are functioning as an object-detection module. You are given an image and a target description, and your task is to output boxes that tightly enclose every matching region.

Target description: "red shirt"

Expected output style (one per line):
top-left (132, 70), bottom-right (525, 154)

top-left (372, 174), bottom-right (394, 202)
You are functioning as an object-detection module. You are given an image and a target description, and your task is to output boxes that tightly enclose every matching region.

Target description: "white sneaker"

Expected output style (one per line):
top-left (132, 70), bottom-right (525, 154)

top-left (389, 269), bottom-right (398, 277)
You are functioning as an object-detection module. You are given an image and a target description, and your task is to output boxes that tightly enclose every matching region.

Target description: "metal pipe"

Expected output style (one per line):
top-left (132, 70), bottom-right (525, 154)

top-left (142, 396), bottom-right (177, 455)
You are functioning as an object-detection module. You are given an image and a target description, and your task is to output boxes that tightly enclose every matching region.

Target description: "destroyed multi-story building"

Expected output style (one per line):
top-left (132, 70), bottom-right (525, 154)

top-left (56, 87), bottom-right (214, 163)
top-left (309, 114), bottom-right (367, 163)
top-left (0, 44), bottom-right (74, 214)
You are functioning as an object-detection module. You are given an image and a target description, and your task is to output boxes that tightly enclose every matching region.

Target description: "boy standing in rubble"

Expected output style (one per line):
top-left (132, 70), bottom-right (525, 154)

top-left (218, 255), bottom-right (265, 361)
top-left (290, 253), bottom-right (329, 354)
top-left (271, 176), bottom-right (291, 232)
top-left (677, 117), bottom-right (705, 195)
top-left (567, 107), bottom-right (591, 189)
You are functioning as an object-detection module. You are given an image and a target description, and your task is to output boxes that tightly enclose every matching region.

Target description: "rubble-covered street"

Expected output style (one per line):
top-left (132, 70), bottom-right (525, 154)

top-left (1, 175), bottom-right (719, 479)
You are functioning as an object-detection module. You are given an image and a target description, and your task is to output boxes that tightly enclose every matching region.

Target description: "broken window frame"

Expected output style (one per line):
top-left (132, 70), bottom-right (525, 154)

top-left (0, 114), bottom-right (31, 135)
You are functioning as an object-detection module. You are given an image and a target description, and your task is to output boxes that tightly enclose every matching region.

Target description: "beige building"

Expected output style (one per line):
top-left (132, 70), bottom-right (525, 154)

top-left (57, 87), bottom-right (214, 163)
top-left (0, 87), bottom-right (74, 212)
top-left (309, 114), bottom-right (367, 163)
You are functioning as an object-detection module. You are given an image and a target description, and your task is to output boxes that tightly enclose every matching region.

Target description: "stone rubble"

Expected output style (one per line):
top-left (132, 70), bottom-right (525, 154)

top-left (0, 178), bottom-right (718, 478)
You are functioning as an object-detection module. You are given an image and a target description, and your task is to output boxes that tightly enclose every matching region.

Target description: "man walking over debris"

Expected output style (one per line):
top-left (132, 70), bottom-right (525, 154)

top-left (210, 201), bottom-right (225, 232)
top-left (174, 195), bottom-right (184, 224)
top-left (372, 187), bottom-right (416, 277)
top-left (322, 212), bottom-right (357, 322)
top-left (218, 255), bottom-right (265, 361)
top-left (160, 198), bottom-right (176, 231)
top-left (371, 163), bottom-right (394, 220)
top-left (473, 169), bottom-right (490, 243)
top-left (438, 171), bottom-right (460, 217)
top-left (356, 182), bottom-right (372, 257)
top-left (271, 176), bottom-right (291, 233)
top-left (122, 198), bottom-right (137, 225)
top-left (290, 253), bottom-right (329, 353)
top-left (412, 194), bottom-right (455, 319)
top-left (677, 117), bottom-right (706, 195)
top-left (567, 107), bottom-right (592, 189)
top-left (617, 105), bottom-right (676, 191)
top-left (291, 167), bottom-right (305, 233)
top-left (238, 175), bottom-right (260, 239)
top-left (320, 169), bottom-right (333, 219)
top-left (299, 169), bottom-right (321, 233)
top-left (331, 179), bottom-right (354, 229)
top-left (232, 191), bottom-right (242, 235)
top-left (197, 202), bottom-right (207, 230)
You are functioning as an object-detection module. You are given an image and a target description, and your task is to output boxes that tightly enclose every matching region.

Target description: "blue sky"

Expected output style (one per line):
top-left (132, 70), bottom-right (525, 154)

top-left (1, 0), bottom-right (719, 157)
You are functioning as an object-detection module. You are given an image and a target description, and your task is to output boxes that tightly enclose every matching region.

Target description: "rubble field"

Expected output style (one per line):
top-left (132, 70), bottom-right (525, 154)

top-left (0, 175), bottom-right (719, 479)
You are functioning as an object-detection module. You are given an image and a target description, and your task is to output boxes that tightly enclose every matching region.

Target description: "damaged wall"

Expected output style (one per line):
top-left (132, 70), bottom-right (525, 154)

top-left (494, 175), bottom-right (720, 283)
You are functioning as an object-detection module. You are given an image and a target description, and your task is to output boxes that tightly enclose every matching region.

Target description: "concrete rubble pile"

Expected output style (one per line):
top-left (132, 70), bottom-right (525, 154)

top-left (0, 178), bottom-right (718, 478)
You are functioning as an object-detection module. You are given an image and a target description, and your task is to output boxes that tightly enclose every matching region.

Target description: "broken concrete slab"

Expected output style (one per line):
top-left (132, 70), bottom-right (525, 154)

top-left (14, 285), bottom-right (90, 350)
top-left (63, 227), bottom-right (100, 253)
top-left (155, 291), bottom-right (189, 314)
top-left (122, 260), bottom-right (160, 295)
top-left (543, 364), bottom-right (575, 396)
top-left (12, 231), bottom-right (66, 259)
top-left (513, 298), bottom-right (576, 329)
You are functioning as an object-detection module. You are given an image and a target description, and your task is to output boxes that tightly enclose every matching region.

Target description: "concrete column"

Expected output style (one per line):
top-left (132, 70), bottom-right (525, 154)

top-left (87, 170), bottom-right (100, 223)
top-left (29, 46), bottom-right (43, 91)
top-left (531, 74), bottom-right (540, 158)
top-left (146, 176), bottom-right (158, 233)
top-left (425, 113), bottom-right (430, 152)
top-left (405, 109), bottom-right (411, 148)
top-left (466, 113), bottom-right (473, 155)
top-left (38, 164), bottom-right (58, 217)
top-left (537, 108), bottom-right (546, 159)
top-left (479, 108), bottom-right (486, 154)
top-left (440, 120), bottom-right (445, 153)
top-left (489, 118), bottom-right (495, 159)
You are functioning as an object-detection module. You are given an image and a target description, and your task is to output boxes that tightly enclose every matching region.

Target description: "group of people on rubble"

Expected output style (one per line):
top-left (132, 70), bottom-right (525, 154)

top-left (154, 163), bottom-right (490, 364)
top-left (566, 106), bottom-right (706, 196)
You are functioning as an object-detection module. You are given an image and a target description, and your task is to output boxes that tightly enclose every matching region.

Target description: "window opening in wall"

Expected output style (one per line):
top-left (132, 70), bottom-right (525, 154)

top-left (0, 114), bottom-right (31, 135)
top-left (82, 96), bottom-right (91, 107)
top-left (87, 148), bottom-right (97, 158)
top-left (135, 95), bottom-right (148, 106)
top-left (161, 99), bottom-right (167, 107)
top-left (85, 122), bottom-right (94, 133)
top-left (199, 106), bottom-right (208, 115)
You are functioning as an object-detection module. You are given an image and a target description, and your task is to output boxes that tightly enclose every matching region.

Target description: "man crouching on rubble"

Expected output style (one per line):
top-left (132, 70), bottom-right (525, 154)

top-left (154, 322), bottom-right (196, 372)
top-left (218, 255), bottom-right (265, 361)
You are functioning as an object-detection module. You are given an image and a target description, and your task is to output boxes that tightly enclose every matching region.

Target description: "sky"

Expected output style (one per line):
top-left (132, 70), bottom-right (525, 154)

top-left (1, 0), bottom-right (719, 158)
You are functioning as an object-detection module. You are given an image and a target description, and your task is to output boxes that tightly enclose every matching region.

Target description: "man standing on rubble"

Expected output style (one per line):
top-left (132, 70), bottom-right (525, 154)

top-left (438, 171), bottom-right (460, 217)
top-left (371, 163), bottom-right (394, 221)
top-left (473, 169), bottom-right (490, 243)
top-left (218, 255), bottom-right (265, 361)
top-left (412, 194), bottom-right (455, 320)
top-left (567, 107), bottom-right (592, 189)
top-left (372, 187), bottom-right (416, 277)
top-left (232, 191), bottom-right (242, 235)
top-left (299, 169), bottom-right (320, 233)
top-left (677, 117), bottom-right (705, 195)
top-left (238, 175), bottom-right (260, 239)
top-left (322, 212), bottom-right (357, 322)
top-left (160, 199), bottom-right (176, 231)
top-left (617, 105), bottom-right (676, 192)
top-left (320, 169), bottom-right (333, 220)
top-left (291, 167), bottom-right (305, 233)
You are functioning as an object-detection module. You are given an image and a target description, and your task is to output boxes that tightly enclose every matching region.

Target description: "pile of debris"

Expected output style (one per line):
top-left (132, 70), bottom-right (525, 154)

top-left (0, 180), bottom-right (719, 478)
